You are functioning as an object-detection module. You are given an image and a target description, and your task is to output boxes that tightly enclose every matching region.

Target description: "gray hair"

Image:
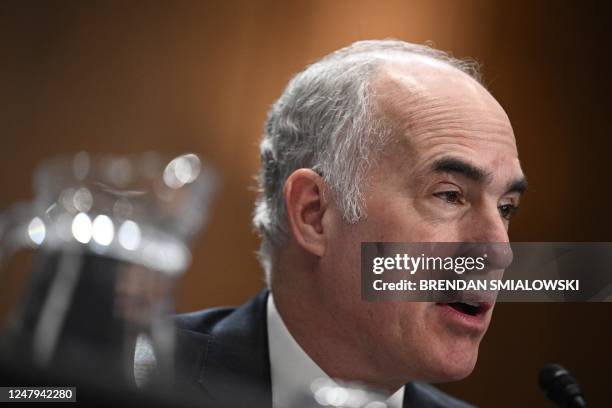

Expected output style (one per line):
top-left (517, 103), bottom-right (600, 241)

top-left (253, 39), bottom-right (482, 282)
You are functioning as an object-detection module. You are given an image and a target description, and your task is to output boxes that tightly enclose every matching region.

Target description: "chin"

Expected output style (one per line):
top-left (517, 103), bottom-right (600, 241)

top-left (421, 344), bottom-right (480, 383)
top-left (434, 359), bottom-right (477, 383)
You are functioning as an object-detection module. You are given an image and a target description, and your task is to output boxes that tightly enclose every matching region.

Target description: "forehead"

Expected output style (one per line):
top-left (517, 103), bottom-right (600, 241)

top-left (372, 58), bottom-right (520, 176)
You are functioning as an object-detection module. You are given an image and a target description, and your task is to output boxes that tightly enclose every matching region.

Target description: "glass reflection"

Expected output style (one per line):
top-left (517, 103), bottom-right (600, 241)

top-left (71, 212), bottom-right (92, 244)
top-left (92, 215), bottom-right (114, 246)
top-left (27, 217), bottom-right (46, 245)
top-left (118, 220), bottom-right (141, 251)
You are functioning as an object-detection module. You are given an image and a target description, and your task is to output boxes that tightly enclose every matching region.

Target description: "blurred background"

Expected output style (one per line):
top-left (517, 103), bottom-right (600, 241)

top-left (1, 0), bottom-right (610, 406)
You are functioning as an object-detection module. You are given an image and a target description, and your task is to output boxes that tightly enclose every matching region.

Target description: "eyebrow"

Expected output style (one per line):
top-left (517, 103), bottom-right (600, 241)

top-left (505, 178), bottom-right (528, 195)
top-left (431, 156), bottom-right (528, 195)
top-left (431, 157), bottom-right (490, 182)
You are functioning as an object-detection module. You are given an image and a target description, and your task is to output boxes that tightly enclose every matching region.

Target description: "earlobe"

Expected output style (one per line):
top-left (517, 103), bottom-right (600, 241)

top-left (284, 169), bottom-right (328, 257)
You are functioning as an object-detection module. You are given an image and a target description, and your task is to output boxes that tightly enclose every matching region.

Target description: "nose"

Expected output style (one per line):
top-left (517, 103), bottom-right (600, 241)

top-left (466, 205), bottom-right (509, 243)
top-left (462, 206), bottom-right (513, 271)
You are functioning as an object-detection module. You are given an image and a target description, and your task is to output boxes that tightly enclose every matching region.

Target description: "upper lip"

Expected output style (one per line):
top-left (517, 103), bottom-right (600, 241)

top-left (449, 289), bottom-right (498, 306)
top-left (474, 301), bottom-right (492, 315)
top-left (436, 301), bottom-right (493, 316)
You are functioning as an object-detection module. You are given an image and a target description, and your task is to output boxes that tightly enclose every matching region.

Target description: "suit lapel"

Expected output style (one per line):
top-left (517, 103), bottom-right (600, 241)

top-left (197, 290), bottom-right (272, 408)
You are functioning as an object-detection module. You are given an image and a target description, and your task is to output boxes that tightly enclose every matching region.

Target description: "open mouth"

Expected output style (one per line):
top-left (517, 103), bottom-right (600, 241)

top-left (447, 302), bottom-right (481, 316)
top-left (435, 301), bottom-right (493, 332)
top-left (440, 301), bottom-right (490, 317)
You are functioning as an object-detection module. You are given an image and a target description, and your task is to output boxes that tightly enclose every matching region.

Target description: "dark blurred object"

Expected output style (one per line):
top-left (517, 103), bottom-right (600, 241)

top-left (4, 250), bottom-right (175, 385)
top-left (0, 152), bottom-right (216, 395)
top-left (539, 364), bottom-right (586, 408)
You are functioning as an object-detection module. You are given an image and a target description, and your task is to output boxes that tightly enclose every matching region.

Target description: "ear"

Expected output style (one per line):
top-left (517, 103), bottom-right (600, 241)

top-left (284, 168), bottom-right (328, 257)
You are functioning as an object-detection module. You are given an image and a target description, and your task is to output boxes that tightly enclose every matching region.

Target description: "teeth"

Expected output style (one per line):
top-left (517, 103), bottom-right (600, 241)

top-left (463, 301), bottom-right (480, 307)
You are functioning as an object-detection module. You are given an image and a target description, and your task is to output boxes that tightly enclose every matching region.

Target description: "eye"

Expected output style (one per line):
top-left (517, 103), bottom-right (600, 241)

top-left (433, 190), bottom-right (463, 205)
top-left (498, 203), bottom-right (519, 220)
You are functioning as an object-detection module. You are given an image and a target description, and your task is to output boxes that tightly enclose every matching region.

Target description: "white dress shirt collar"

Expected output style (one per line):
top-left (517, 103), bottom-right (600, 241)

top-left (267, 293), bottom-right (404, 408)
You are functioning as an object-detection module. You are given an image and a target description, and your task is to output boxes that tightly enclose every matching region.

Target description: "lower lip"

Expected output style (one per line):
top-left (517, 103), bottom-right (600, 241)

top-left (434, 303), bottom-right (489, 334)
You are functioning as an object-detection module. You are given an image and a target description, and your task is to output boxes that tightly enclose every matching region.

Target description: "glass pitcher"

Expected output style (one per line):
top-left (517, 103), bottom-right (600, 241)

top-left (0, 151), bottom-right (216, 390)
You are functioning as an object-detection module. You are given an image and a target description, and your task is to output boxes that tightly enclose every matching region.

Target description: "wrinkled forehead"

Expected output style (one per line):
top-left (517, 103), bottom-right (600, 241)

top-left (371, 57), bottom-right (518, 156)
top-left (373, 56), bottom-right (500, 111)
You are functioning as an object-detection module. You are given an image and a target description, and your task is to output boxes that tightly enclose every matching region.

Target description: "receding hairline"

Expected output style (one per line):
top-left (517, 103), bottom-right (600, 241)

top-left (371, 55), bottom-right (488, 101)
top-left (369, 55), bottom-right (508, 134)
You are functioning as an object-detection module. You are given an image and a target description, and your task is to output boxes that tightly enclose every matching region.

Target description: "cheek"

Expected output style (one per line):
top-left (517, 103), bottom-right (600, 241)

top-left (320, 223), bottom-right (362, 299)
top-left (360, 303), bottom-right (434, 373)
top-left (366, 303), bottom-right (482, 379)
top-left (362, 199), bottom-right (460, 242)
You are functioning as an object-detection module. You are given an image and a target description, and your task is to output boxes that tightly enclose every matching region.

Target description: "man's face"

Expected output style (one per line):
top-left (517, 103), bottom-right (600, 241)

top-left (319, 60), bottom-right (525, 386)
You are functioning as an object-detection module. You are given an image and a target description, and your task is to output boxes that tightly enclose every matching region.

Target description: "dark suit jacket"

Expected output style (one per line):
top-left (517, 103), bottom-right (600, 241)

top-left (174, 290), bottom-right (474, 408)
